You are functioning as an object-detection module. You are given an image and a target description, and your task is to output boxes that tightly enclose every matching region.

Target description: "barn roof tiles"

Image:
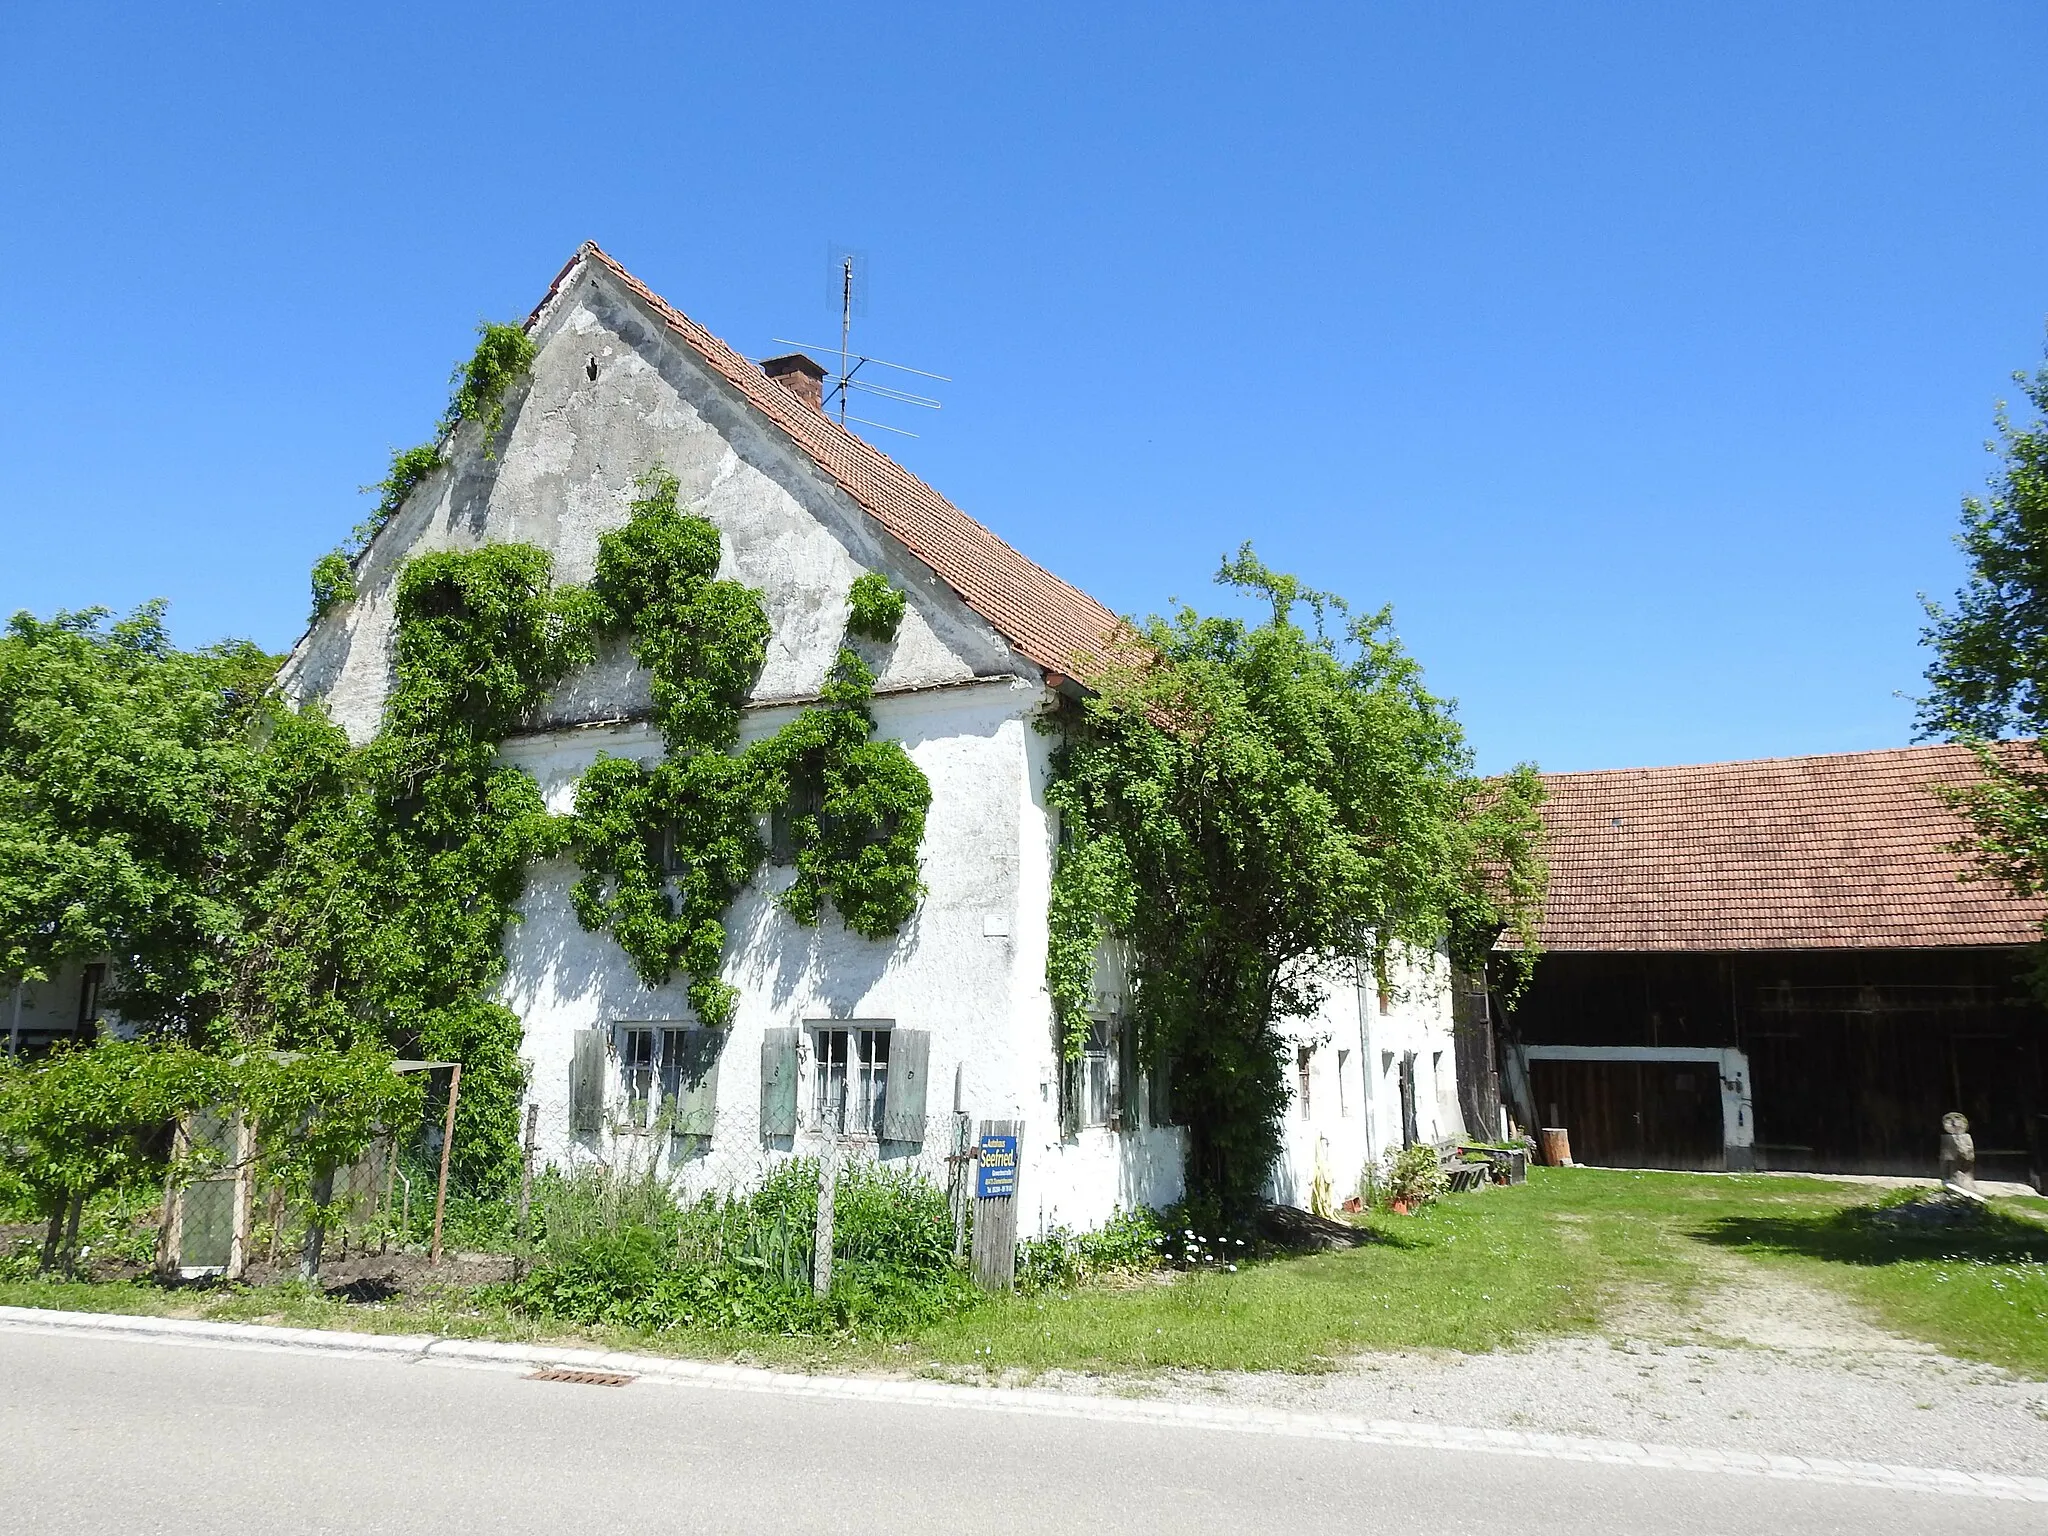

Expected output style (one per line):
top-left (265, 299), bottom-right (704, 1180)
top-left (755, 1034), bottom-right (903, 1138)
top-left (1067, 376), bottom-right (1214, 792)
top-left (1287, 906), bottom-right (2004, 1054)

top-left (1532, 743), bottom-right (2046, 953)
top-left (534, 243), bottom-right (1126, 681)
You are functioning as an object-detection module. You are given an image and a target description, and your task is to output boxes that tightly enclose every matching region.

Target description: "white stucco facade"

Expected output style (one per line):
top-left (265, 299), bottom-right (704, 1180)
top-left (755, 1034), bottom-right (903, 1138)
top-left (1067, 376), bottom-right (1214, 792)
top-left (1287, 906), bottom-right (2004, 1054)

top-left (274, 249), bottom-right (1468, 1235)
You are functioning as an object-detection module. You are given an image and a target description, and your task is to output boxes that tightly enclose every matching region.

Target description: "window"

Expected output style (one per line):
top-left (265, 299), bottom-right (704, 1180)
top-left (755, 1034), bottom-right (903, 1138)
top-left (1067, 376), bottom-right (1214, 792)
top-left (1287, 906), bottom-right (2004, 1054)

top-left (813, 1025), bottom-right (890, 1135)
top-left (1337, 1048), bottom-right (1352, 1117)
top-left (616, 1025), bottom-right (718, 1135)
top-left (771, 775), bottom-right (826, 865)
top-left (1061, 1016), bottom-right (1117, 1134)
top-left (1081, 1016), bottom-right (1115, 1129)
top-left (1296, 1044), bottom-right (1313, 1121)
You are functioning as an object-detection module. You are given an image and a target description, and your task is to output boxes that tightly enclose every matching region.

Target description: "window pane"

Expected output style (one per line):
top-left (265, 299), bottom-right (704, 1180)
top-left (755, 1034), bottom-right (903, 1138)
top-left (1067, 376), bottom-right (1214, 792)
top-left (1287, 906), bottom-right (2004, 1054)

top-left (815, 1029), bottom-right (849, 1130)
top-left (658, 1030), bottom-right (690, 1126)
top-left (857, 1029), bottom-right (889, 1135)
top-left (622, 1029), bottom-right (655, 1127)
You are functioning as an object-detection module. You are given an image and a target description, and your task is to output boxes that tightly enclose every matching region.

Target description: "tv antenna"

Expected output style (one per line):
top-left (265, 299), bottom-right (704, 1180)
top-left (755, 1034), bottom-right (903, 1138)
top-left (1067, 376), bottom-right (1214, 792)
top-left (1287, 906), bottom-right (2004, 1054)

top-left (771, 250), bottom-right (949, 439)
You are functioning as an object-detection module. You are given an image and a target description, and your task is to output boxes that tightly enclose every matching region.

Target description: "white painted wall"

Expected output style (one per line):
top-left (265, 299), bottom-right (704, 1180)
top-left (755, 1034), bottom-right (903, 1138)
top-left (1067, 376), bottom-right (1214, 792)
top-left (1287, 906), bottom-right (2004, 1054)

top-left (499, 678), bottom-right (1057, 1180)
top-left (1273, 943), bottom-right (1465, 1208)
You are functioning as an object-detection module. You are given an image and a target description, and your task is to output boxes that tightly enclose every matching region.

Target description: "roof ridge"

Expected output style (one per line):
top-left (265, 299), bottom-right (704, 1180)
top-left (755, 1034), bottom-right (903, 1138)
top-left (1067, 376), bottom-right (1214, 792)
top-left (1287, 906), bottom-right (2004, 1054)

top-left (1540, 739), bottom-right (2030, 782)
top-left (530, 242), bottom-right (1127, 681)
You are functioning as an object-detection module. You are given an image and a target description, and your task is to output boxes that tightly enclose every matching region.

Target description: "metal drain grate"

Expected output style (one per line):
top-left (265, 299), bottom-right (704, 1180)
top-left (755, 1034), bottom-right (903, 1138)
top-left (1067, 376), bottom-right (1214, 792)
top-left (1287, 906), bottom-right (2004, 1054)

top-left (526, 1367), bottom-right (636, 1387)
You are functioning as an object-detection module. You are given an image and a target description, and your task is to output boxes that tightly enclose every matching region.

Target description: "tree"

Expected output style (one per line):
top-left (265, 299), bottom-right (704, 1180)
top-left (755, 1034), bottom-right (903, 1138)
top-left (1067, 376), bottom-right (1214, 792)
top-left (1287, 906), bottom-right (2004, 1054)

top-left (1919, 348), bottom-right (2048, 972)
top-left (1047, 547), bottom-right (1546, 1219)
top-left (0, 604), bottom-right (277, 1039)
top-left (0, 1038), bottom-right (226, 1272)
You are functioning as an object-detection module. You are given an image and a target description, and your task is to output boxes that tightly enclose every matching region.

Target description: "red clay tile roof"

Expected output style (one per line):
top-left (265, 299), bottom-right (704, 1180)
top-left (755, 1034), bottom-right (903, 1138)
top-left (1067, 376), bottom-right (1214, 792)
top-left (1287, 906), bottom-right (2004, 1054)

top-left (1531, 743), bottom-right (2047, 952)
top-left (531, 242), bottom-right (1126, 680)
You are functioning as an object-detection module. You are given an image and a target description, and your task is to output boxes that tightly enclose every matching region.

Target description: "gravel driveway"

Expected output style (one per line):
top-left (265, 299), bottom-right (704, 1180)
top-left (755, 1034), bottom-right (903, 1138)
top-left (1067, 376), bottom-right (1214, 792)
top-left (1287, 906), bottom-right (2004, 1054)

top-left (1031, 1249), bottom-right (2048, 1476)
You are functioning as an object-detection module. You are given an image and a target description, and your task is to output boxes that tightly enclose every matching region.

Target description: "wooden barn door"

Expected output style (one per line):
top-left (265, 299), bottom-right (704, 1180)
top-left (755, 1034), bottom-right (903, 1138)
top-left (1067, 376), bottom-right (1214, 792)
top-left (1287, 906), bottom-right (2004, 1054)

top-left (1529, 1059), bottom-right (1723, 1170)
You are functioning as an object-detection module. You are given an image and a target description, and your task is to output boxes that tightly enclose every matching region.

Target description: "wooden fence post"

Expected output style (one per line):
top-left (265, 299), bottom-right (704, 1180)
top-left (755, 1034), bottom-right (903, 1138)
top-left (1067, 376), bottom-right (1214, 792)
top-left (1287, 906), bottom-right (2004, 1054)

top-left (429, 1063), bottom-right (461, 1267)
top-left (516, 1103), bottom-right (539, 1233)
top-left (969, 1118), bottom-right (1022, 1291)
top-left (812, 1141), bottom-right (837, 1298)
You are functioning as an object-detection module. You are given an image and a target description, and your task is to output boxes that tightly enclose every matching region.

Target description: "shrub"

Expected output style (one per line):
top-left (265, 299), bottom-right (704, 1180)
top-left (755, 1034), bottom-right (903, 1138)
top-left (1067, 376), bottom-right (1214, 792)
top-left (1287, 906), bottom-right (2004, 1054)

top-left (0, 1039), bottom-right (226, 1273)
top-left (508, 1157), bottom-right (977, 1337)
top-left (1381, 1142), bottom-right (1448, 1209)
top-left (1019, 1206), bottom-right (1167, 1289)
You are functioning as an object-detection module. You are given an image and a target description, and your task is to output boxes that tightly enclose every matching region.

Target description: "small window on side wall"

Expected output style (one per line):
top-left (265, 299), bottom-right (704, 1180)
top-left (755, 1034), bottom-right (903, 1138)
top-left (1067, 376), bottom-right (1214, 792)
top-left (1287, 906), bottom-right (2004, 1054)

top-left (1061, 1016), bottom-right (1118, 1135)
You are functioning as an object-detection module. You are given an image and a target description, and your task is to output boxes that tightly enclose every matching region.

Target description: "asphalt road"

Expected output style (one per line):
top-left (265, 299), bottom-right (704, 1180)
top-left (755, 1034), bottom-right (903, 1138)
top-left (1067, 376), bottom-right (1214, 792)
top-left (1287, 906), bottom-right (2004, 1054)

top-left (0, 1328), bottom-right (2035, 1535)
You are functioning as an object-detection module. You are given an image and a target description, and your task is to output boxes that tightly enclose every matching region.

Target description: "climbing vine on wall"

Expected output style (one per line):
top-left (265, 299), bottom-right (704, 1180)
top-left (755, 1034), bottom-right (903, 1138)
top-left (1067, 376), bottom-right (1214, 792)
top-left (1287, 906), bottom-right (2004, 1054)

top-left (1043, 547), bottom-right (1546, 1221)
top-left (249, 328), bottom-right (578, 1189)
top-left (239, 540), bottom-right (596, 1192)
top-left (567, 470), bottom-right (931, 1028)
top-left (308, 323), bottom-right (538, 621)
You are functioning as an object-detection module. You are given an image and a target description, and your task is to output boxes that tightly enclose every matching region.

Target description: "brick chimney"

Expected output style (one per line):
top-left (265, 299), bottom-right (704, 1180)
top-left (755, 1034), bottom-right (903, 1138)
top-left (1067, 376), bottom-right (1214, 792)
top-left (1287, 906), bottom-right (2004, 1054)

top-left (761, 353), bottom-right (827, 412)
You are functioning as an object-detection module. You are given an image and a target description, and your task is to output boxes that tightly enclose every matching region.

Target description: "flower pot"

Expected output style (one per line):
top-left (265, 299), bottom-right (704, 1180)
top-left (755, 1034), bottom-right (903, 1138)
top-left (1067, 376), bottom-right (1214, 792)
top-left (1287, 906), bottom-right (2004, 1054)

top-left (1389, 1197), bottom-right (1413, 1216)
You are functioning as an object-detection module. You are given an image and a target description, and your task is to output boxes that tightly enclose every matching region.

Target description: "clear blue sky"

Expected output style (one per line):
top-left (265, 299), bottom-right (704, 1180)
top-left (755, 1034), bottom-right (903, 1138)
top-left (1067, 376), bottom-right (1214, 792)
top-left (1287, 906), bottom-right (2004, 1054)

top-left (4, 3), bottom-right (2045, 774)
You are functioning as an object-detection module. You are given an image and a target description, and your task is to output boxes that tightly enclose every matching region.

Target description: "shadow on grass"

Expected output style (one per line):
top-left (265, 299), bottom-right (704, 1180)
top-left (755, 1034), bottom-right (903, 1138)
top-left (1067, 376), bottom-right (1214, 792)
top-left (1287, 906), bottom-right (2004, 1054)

top-left (1693, 1198), bottom-right (2048, 1269)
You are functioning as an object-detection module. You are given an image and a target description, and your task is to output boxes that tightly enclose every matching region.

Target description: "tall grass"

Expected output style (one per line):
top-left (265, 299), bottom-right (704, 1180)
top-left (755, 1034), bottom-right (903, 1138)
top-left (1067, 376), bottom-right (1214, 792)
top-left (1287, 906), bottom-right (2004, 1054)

top-left (506, 1157), bottom-right (977, 1337)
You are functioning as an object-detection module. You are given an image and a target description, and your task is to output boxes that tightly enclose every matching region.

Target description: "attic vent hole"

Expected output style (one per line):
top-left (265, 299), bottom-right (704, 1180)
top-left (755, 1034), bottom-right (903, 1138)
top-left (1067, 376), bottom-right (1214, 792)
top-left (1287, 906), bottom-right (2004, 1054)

top-left (586, 356), bottom-right (599, 381)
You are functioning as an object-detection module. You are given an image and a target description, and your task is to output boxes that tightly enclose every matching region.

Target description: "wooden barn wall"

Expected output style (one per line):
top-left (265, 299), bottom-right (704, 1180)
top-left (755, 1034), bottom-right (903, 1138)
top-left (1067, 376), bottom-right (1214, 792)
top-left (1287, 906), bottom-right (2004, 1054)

top-left (1504, 948), bottom-right (2045, 1188)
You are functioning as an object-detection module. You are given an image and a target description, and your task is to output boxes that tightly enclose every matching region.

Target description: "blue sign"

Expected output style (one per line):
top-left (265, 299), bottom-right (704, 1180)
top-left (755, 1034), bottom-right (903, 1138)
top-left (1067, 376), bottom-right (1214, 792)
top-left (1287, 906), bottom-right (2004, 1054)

top-left (976, 1134), bottom-right (1018, 1200)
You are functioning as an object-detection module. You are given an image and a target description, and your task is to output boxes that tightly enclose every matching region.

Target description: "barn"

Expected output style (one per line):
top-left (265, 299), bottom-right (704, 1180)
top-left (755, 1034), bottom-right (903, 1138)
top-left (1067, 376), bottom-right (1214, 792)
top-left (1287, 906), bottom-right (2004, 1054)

top-left (1500, 744), bottom-right (2047, 1191)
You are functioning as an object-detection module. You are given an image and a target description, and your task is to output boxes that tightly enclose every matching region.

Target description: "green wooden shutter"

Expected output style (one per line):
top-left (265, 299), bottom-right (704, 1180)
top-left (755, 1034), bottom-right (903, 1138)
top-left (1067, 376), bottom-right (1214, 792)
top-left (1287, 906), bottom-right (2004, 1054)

top-left (760, 1027), bottom-right (799, 1138)
top-left (881, 1028), bottom-right (930, 1142)
top-left (674, 1029), bottom-right (722, 1138)
top-left (570, 1029), bottom-right (607, 1134)
top-left (1113, 1015), bottom-right (1138, 1131)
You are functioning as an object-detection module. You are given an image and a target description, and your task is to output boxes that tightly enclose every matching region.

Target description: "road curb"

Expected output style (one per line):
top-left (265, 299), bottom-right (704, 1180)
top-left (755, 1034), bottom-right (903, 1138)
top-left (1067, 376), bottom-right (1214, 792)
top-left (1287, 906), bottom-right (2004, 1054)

top-left (4, 1305), bottom-right (2044, 1503)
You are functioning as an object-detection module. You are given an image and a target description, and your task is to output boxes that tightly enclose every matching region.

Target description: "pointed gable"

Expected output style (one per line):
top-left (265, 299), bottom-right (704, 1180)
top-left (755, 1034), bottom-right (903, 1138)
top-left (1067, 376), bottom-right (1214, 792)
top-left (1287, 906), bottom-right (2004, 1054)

top-left (532, 243), bottom-right (1123, 682)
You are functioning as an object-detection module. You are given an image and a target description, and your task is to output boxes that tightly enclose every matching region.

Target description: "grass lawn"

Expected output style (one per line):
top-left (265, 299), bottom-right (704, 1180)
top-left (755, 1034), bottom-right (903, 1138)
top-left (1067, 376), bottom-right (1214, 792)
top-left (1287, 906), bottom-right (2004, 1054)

top-left (5, 1170), bottom-right (2045, 1377)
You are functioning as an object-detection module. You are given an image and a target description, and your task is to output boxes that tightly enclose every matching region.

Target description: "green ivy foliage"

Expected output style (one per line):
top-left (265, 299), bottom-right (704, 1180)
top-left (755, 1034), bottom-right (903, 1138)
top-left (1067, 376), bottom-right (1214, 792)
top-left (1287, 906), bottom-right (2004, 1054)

top-left (308, 552), bottom-right (356, 622)
top-left (448, 322), bottom-right (539, 452)
top-left (237, 547), bottom-right (589, 1192)
top-left (308, 323), bottom-right (539, 640)
top-left (752, 649), bottom-right (930, 939)
top-left (567, 472), bottom-right (931, 1025)
top-left (1044, 546), bottom-right (1546, 1219)
top-left (847, 571), bottom-right (907, 642)
top-left (590, 469), bottom-right (770, 754)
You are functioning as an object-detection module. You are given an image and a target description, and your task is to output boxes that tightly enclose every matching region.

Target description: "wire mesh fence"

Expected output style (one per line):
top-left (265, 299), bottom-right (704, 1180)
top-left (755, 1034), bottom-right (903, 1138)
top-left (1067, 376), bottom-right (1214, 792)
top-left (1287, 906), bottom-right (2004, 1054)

top-left (157, 1064), bottom-right (464, 1282)
top-left (156, 1092), bottom-right (984, 1289)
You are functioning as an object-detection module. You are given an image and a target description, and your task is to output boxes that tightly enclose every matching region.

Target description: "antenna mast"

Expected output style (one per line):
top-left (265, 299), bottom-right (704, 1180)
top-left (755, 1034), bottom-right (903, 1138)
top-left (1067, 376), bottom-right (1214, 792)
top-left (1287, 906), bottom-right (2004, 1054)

top-left (837, 255), bottom-right (854, 428)
top-left (772, 250), bottom-right (950, 438)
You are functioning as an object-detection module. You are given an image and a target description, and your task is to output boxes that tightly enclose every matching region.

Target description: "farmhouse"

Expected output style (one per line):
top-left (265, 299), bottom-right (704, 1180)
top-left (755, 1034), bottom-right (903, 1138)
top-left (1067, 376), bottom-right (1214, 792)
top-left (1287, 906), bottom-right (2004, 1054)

top-left (271, 243), bottom-right (1462, 1229)
top-left (1501, 744), bottom-right (2048, 1191)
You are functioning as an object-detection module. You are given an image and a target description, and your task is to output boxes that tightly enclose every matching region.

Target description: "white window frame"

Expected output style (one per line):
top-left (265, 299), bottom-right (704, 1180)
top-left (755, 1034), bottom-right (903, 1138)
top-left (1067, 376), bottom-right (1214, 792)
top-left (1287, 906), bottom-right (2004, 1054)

top-left (1068, 1014), bottom-right (1115, 1131)
top-left (1337, 1048), bottom-right (1352, 1117)
top-left (808, 1020), bottom-right (893, 1137)
top-left (615, 1023), bottom-right (699, 1132)
top-left (1296, 1043), bottom-right (1313, 1121)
